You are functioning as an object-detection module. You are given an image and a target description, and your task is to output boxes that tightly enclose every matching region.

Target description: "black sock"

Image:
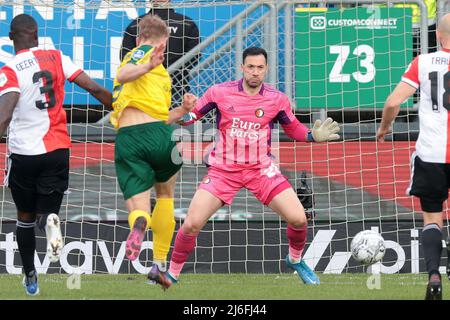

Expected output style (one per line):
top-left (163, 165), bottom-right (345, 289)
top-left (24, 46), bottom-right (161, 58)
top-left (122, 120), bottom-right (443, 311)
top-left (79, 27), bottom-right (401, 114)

top-left (422, 223), bottom-right (443, 278)
top-left (16, 220), bottom-right (36, 276)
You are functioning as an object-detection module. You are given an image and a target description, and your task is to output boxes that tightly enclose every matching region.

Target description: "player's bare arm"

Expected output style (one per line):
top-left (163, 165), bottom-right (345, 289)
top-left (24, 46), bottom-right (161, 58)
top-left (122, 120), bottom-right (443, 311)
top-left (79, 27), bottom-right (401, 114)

top-left (377, 81), bottom-right (417, 142)
top-left (0, 92), bottom-right (19, 137)
top-left (166, 93), bottom-right (197, 125)
top-left (72, 72), bottom-right (112, 109)
top-left (116, 42), bottom-right (166, 84)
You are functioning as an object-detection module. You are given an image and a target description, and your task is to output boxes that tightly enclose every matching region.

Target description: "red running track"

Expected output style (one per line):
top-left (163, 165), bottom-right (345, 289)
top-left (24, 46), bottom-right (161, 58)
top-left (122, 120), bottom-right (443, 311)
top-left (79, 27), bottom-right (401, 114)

top-left (0, 141), bottom-right (436, 213)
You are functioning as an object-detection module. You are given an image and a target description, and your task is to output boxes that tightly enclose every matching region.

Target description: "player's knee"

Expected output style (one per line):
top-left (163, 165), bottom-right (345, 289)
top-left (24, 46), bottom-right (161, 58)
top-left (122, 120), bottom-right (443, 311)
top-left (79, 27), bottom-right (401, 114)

top-left (155, 187), bottom-right (174, 198)
top-left (155, 178), bottom-right (177, 198)
top-left (156, 191), bottom-right (174, 198)
top-left (17, 211), bottom-right (36, 223)
top-left (288, 215), bottom-right (307, 229)
top-left (182, 220), bottom-right (202, 235)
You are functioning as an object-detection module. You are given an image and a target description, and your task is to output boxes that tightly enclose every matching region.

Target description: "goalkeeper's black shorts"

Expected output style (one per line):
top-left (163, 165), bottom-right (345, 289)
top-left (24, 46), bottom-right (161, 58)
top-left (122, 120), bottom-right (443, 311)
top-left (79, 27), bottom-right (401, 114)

top-left (408, 153), bottom-right (450, 213)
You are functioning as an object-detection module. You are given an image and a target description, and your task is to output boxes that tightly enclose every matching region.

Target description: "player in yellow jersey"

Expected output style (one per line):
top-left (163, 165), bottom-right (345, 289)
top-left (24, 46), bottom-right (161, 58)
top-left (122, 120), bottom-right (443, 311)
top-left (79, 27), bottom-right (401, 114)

top-left (111, 15), bottom-right (196, 282)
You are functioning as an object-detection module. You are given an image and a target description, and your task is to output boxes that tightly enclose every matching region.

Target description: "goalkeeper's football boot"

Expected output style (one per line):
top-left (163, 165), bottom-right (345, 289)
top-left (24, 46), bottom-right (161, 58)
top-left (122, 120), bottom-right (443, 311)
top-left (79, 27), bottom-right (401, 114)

top-left (125, 216), bottom-right (147, 261)
top-left (147, 264), bottom-right (177, 290)
top-left (45, 214), bottom-right (64, 263)
top-left (425, 273), bottom-right (442, 300)
top-left (22, 270), bottom-right (39, 296)
top-left (285, 255), bottom-right (320, 285)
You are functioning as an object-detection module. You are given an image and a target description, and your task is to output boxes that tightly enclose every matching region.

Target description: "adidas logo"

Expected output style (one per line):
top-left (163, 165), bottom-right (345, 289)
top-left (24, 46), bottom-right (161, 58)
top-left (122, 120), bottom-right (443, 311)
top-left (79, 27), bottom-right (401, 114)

top-left (227, 106), bottom-right (236, 112)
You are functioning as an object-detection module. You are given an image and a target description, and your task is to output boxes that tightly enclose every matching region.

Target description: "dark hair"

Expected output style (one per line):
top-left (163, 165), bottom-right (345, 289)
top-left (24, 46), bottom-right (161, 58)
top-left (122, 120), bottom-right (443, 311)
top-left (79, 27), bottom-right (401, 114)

top-left (242, 47), bottom-right (267, 64)
top-left (10, 14), bottom-right (37, 41)
top-left (10, 14), bottom-right (37, 33)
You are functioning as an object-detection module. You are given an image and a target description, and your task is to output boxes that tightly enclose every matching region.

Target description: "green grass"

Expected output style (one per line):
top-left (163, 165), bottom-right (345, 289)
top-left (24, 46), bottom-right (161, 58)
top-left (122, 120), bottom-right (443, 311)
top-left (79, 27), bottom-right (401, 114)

top-left (0, 273), bottom-right (444, 300)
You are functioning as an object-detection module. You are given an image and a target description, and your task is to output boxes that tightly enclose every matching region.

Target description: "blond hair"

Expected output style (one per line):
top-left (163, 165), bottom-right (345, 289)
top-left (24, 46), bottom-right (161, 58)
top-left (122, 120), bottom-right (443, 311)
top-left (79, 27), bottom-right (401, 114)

top-left (138, 15), bottom-right (169, 41)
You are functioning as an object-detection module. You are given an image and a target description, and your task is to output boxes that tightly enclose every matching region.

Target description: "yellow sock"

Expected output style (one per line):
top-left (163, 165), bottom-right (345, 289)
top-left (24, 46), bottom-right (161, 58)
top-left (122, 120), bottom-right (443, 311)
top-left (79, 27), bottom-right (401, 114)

top-left (151, 198), bottom-right (176, 262)
top-left (128, 210), bottom-right (152, 230)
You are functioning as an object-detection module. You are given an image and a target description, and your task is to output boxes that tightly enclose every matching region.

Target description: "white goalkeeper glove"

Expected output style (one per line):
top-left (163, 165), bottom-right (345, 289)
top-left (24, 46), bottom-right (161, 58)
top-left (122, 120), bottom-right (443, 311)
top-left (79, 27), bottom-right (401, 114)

top-left (311, 117), bottom-right (340, 142)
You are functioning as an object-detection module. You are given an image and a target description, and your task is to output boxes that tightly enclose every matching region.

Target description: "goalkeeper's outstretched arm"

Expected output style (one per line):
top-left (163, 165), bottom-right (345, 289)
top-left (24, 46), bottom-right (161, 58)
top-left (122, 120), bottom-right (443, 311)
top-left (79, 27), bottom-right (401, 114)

top-left (167, 86), bottom-right (218, 126)
top-left (281, 118), bottom-right (311, 142)
top-left (281, 117), bottom-right (340, 142)
top-left (278, 96), bottom-right (340, 142)
top-left (166, 93), bottom-right (198, 125)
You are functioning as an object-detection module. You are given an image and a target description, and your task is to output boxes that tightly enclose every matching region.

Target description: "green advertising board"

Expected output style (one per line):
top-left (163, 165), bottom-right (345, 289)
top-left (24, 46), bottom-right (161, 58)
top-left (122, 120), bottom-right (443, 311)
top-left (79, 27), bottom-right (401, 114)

top-left (295, 7), bottom-right (412, 109)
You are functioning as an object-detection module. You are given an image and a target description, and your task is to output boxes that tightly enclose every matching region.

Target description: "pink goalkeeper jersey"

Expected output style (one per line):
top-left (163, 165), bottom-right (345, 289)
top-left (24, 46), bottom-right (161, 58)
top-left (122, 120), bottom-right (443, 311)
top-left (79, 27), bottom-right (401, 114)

top-left (187, 79), bottom-right (308, 170)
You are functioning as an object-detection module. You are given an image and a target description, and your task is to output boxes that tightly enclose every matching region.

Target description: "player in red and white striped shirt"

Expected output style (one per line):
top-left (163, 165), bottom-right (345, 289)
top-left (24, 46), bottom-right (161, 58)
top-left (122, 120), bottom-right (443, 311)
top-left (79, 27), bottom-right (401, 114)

top-left (377, 13), bottom-right (450, 300)
top-left (0, 14), bottom-right (112, 295)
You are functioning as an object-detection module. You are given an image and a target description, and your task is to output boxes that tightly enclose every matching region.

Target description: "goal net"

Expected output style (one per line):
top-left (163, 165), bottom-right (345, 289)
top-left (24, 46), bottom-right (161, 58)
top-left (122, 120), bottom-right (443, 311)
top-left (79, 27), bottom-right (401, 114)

top-left (0, 0), bottom-right (447, 276)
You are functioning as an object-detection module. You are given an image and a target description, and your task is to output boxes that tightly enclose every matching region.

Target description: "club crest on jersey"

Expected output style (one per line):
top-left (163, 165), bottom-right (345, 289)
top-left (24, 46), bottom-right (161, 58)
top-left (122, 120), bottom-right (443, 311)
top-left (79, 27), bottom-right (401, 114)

top-left (202, 177), bottom-right (211, 184)
top-left (0, 73), bottom-right (7, 87)
top-left (255, 108), bottom-right (264, 118)
top-left (132, 50), bottom-right (145, 61)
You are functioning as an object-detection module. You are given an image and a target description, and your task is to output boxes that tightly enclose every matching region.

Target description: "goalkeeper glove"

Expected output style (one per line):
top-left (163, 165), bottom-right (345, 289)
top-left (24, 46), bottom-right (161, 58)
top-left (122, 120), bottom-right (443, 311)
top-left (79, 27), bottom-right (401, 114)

top-left (311, 117), bottom-right (340, 142)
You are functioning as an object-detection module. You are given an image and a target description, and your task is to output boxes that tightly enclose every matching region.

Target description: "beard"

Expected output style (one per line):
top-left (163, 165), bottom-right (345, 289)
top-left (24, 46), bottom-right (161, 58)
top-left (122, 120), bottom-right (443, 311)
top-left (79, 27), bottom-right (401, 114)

top-left (245, 77), bottom-right (263, 88)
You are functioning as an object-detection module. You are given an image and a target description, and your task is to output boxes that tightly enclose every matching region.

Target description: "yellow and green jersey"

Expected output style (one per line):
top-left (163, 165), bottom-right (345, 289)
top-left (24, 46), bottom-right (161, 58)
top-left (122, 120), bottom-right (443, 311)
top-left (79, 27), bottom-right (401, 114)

top-left (110, 45), bottom-right (172, 128)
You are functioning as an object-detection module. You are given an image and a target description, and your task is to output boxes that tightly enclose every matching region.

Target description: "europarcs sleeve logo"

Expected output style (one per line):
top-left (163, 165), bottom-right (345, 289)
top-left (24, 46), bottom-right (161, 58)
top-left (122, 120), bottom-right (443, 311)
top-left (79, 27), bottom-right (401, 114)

top-left (310, 16), bottom-right (326, 30)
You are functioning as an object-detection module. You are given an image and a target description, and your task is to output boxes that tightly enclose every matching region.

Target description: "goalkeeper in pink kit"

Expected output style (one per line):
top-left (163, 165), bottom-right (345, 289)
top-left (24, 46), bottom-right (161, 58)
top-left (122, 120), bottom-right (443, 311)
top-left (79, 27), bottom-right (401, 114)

top-left (151, 47), bottom-right (340, 288)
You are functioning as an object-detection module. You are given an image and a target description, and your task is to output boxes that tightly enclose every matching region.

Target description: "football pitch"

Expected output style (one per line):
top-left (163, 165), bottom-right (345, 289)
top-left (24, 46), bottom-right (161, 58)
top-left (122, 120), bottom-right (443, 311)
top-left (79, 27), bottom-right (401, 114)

top-left (0, 273), bottom-right (445, 300)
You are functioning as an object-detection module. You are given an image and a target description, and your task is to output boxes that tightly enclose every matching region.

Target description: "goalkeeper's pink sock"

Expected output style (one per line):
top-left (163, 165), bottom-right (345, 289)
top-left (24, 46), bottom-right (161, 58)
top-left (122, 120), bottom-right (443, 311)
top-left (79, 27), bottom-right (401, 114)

top-left (287, 224), bottom-right (307, 263)
top-left (168, 228), bottom-right (198, 279)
